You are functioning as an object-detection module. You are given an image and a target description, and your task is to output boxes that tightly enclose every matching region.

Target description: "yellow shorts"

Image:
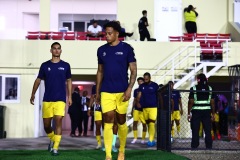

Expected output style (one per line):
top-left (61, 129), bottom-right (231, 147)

top-left (171, 110), bottom-right (181, 121)
top-left (143, 108), bottom-right (157, 121)
top-left (133, 110), bottom-right (146, 124)
top-left (94, 111), bottom-right (102, 121)
top-left (101, 92), bottom-right (129, 114)
top-left (42, 101), bottom-right (65, 118)
top-left (214, 113), bottom-right (219, 122)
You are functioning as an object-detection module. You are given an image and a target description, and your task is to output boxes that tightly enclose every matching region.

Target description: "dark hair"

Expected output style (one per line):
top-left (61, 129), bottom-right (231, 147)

top-left (104, 21), bottom-right (121, 33)
top-left (74, 87), bottom-right (80, 92)
top-left (197, 73), bottom-right (208, 85)
top-left (93, 20), bottom-right (98, 24)
top-left (137, 77), bottom-right (144, 81)
top-left (142, 10), bottom-right (147, 15)
top-left (168, 81), bottom-right (174, 85)
top-left (187, 5), bottom-right (193, 13)
top-left (143, 72), bottom-right (151, 78)
top-left (51, 42), bottom-right (61, 49)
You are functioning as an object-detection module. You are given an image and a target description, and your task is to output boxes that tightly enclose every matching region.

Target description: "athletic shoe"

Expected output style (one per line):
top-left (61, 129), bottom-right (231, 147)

top-left (105, 157), bottom-right (112, 160)
top-left (102, 146), bottom-right (105, 152)
top-left (131, 139), bottom-right (137, 144)
top-left (117, 152), bottom-right (125, 160)
top-left (147, 141), bottom-right (156, 147)
top-left (48, 141), bottom-right (54, 152)
top-left (96, 144), bottom-right (102, 150)
top-left (217, 134), bottom-right (221, 140)
top-left (112, 146), bottom-right (118, 152)
top-left (141, 140), bottom-right (145, 144)
top-left (51, 149), bottom-right (59, 156)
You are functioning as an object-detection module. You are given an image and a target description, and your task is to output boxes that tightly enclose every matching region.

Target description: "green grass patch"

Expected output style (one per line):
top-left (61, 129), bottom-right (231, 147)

top-left (0, 150), bottom-right (188, 160)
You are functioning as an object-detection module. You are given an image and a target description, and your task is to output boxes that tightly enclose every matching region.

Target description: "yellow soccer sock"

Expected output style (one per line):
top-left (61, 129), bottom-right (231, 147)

top-left (96, 135), bottom-right (102, 146)
top-left (148, 122), bottom-right (155, 142)
top-left (171, 127), bottom-right (174, 137)
top-left (47, 131), bottom-right (55, 142)
top-left (211, 129), bottom-right (214, 136)
top-left (142, 131), bottom-right (146, 140)
top-left (177, 124), bottom-right (180, 133)
top-left (133, 130), bottom-right (137, 139)
top-left (118, 122), bottom-right (128, 153)
top-left (53, 135), bottom-right (61, 150)
top-left (104, 123), bottom-right (113, 158)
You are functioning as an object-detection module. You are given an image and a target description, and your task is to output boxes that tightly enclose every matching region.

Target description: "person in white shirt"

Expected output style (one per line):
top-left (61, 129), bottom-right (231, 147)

top-left (87, 20), bottom-right (103, 37)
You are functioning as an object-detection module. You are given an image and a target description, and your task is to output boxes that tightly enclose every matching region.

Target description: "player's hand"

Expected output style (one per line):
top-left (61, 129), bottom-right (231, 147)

top-left (123, 88), bottom-right (131, 102)
top-left (30, 95), bottom-right (35, 105)
top-left (136, 103), bottom-right (141, 108)
top-left (180, 110), bottom-right (183, 115)
top-left (211, 114), bottom-right (215, 121)
top-left (187, 114), bottom-right (192, 122)
top-left (68, 97), bottom-right (72, 106)
top-left (95, 93), bottom-right (100, 105)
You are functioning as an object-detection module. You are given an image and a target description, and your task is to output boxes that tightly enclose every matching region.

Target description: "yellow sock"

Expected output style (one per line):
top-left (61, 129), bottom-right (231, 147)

top-left (104, 123), bottom-right (113, 158)
top-left (148, 122), bottom-right (155, 142)
top-left (133, 130), bottom-right (137, 139)
top-left (118, 122), bottom-right (128, 153)
top-left (177, 124), bottom-right (180, 133)
top-left (96, 135), bottom-right (101, 146)
top-left (142, 131), bottom-right (146, 140)
top-left (53, 135), bottom-right (61, 150)
top-left (211, 129), bottom-right (214, 136)
top-left (47, 131), bottom-right (55, 142)
top-left (171, 127), bottom-right (174, 137)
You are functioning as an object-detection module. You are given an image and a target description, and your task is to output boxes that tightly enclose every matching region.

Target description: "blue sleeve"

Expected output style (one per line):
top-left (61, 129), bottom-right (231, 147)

top-left (133, 89), bottom-right (137, 98)
top-left (177, 91), bottom-right (181, 99)
top-left (37, 63), bottom-right (45, 80)
top-left (66, 63), bottom-right (71, 79)
top-left (127, 45), bottom-right (136, 63)
top-left (97, 48), bottom-right (103, 64)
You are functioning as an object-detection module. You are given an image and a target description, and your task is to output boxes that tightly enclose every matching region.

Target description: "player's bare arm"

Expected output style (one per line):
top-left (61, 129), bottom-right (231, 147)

top-left (96, 64), bottom-right (103, 104)
top-left (136, 91), bottom-right (142, 108)
top-left (67, 78), bottom-right (72, 106)
top-left (30, 78), bottom-right (41, 105)
top-left (123, 62), bottom-right (137, 102)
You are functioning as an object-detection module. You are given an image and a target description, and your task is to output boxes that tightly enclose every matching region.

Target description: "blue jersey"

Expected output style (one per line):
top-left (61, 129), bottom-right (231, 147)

top-left (97, 41), bottom-right (136, 93)
top-left (37, 60), bottom-right (71, 102)
top-left (139, 82), bottom-right (159, 108)
top-left (172, 90), bottom-right (181, 110)
top-left (133, 88), bottom-right (143, 111)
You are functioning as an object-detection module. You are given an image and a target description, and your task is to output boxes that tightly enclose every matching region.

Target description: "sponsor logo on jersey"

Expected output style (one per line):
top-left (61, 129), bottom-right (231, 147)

top-left (58, 67), bottom-right (65, 70)
top-left (115, 52), bottom-right (123, 55)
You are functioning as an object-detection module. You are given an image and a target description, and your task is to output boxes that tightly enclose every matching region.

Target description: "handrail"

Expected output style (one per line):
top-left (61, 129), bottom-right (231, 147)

top-left (152, 38), bottom-right (230, 86)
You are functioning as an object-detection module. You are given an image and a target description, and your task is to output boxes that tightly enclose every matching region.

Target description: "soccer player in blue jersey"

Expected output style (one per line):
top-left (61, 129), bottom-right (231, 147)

top-left (131, 77), bottom-right (147, 144)
top-left (136, 72), bottom-right (159, 147)
top-left (96, 21), bottom-right (137, 160)
top-left (30, 42), bottom-right (72, 156)
top-left (169, 81), bottom-right (183, 138)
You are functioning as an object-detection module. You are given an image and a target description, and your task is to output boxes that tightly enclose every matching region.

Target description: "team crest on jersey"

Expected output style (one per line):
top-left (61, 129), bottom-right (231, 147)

top-left (48, 67), bottom-right (51, 71)
top-left (115, 52), bottom-right (123, 55)
top-left (103, 52), bottom-right (106, 56)
top-left (58, 67), bottom-right (65, 70)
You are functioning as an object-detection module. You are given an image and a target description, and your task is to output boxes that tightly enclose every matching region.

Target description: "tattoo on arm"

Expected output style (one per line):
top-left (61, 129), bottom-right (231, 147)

top-left (128, 62), bottom-right (137, 89)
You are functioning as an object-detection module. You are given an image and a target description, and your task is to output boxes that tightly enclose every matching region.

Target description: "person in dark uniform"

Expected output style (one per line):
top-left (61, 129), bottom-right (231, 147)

top-left (68, 87), bottom-right (82, 137)
top-left (138, 10), bottom-right (156, 41)
top-left (187, 73), bottom-right (215, 149)
top-left (80, 90), bottom-right (90, 136)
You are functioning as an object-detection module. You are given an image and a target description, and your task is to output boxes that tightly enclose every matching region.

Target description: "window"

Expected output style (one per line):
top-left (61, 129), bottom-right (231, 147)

top-left (0, 75), bottom-right (20, 103)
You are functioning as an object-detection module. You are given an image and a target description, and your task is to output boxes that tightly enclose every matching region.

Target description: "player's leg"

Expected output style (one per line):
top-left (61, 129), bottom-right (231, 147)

top-left (131, 110), bottom-right (139, 143)
top-left (101, 92), bottom-right (116, 160)
top-left (147, 108), bottom-right (157, 147)
top-left (175, 111), bottom-right (181, 137)
top-left (112, 114), bottom-right (118, 152)
top-left (139, 111), bottom-right (147, 144)
top-left (116, 93), bottom-right (129, 160)
top-left (95, 111), bottom-right (103, 149)
top-left (214, 113), bottom-right (221, 139)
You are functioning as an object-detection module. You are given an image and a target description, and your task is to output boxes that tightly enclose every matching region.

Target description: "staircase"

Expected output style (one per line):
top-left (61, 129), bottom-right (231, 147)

top-left (151, 39), bottom-right (230, 89)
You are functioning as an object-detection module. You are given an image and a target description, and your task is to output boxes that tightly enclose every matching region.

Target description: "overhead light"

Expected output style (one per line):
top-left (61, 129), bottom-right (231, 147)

top-left (72, 81), bottom-right (95, 85)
